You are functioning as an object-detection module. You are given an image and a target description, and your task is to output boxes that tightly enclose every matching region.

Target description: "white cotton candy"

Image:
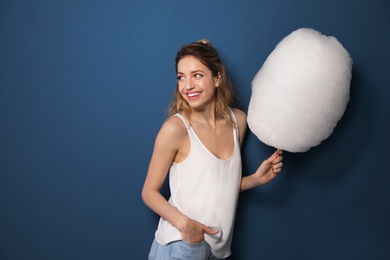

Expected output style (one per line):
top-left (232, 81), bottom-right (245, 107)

top-left (247, 28), bottom-right (352, 153)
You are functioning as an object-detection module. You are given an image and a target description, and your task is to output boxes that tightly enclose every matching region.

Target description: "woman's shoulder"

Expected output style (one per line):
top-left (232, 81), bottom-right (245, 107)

top-left (231, 108), bottom-right (247, 125)
top-left (152, 114), bottom-right (188, 153)
top-left (159, 114), bottom-right (188, 140)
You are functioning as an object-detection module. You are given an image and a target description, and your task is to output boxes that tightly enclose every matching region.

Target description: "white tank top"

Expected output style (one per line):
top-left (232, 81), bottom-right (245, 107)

top-left (155, 109), bottom-right (242, 259)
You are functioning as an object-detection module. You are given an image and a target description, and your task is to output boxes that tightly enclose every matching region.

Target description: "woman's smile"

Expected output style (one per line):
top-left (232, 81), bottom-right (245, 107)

top-left (186, 91), bottom-right (201, 100)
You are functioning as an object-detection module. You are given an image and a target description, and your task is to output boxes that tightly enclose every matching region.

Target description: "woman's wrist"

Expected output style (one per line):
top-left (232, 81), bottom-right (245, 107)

top-left (174, 214), bottom-right (191, 232)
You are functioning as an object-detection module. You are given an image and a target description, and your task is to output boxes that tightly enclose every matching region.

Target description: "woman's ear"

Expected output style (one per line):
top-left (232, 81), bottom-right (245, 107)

top-left (215, 72), bottom-right (221, 87)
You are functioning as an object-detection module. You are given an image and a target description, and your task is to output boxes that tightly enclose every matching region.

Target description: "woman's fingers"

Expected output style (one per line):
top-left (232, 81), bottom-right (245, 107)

top-left (203, 226), bottom-right (219, 235)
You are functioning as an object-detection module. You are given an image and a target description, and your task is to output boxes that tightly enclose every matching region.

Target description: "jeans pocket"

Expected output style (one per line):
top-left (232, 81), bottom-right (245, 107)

top-left (171, 240), bottom-right (211, 260)
top-left (181, 239), bottom-right (206, 246)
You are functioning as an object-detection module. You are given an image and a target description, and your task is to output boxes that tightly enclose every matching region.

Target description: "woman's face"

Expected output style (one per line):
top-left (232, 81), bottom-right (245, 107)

top-left (177, 55), bottom-right (220, 110)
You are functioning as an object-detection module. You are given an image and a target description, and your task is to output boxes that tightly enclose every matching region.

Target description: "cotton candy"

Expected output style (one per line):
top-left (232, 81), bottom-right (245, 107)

top-left (247, 28), bottom-right (352, 152)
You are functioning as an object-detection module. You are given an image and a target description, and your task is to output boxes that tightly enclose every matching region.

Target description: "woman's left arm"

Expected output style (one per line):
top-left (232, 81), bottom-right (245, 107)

top-left (240, 149), bottom-right (283, 192)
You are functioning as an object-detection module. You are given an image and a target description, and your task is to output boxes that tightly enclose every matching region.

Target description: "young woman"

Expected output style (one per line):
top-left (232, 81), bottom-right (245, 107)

top-left (142, 40), bottom-right (283, 260)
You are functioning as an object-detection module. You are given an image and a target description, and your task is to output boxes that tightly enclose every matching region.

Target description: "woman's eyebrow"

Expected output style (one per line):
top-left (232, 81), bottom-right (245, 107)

top-left (177, 69), bottom-right (205, 74)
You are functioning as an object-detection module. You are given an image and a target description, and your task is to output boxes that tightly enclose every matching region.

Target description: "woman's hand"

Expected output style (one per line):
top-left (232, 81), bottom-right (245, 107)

top-left (179, 218), bottom-right (218, 244)
top-left (254, 149), bottom-right (283, 185)
top-left (241, 149), bottom-right (283, 191)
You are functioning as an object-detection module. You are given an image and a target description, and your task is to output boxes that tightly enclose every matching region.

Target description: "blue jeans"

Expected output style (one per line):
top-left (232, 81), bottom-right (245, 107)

top-left (148, 239), bottom-right (219, 260)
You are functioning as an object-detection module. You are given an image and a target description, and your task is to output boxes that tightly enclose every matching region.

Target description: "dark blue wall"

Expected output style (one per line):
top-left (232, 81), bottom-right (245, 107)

top-left (1, 0), bottom-right (389, 259)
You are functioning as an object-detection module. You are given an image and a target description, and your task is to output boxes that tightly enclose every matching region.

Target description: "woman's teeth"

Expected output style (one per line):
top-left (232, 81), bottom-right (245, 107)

top-left (188, 93), bottom-right (200, 97)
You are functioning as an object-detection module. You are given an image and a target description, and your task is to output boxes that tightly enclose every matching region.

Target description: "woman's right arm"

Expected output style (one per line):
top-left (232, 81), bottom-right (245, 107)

top-left (142, 117), bottom-right (188, 228)
top-left (141, 117), bottom-right (217, 243)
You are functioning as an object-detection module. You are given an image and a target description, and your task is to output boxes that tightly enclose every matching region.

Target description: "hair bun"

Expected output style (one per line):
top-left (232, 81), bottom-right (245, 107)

top-left (197, 39), bottom-right (212, 46)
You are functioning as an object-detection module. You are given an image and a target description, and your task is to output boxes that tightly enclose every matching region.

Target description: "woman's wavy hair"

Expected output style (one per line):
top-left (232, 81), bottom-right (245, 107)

top-left (167, 40), bottom-right (238, 126)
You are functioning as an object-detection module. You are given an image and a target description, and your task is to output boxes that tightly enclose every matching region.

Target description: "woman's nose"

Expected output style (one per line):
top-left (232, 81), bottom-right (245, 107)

top-left (185, 79), bottom-right (195, 90)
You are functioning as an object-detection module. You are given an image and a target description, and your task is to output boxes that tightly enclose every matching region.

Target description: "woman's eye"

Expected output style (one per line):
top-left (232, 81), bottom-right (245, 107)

top-left (194, 73), bottom-right (203, 78)
top-left (177, 75), bottom-right (184, 80)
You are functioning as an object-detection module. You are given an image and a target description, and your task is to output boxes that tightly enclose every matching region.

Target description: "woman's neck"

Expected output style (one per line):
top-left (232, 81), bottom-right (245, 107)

top-left (188, 105), bottom-right (225, 129)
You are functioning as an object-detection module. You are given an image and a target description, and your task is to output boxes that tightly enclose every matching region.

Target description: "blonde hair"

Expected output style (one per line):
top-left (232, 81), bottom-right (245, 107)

top-left (167, 40), bottom-right (238, 125)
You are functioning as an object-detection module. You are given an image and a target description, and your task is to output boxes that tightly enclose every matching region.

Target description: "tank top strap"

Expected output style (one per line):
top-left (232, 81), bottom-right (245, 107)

top-left (171, 113), bottom-right (190, 130)
top-left (228, 107), bottom-right (240, 142)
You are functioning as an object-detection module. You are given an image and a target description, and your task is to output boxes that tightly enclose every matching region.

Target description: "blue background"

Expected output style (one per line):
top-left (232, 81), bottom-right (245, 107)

top-left (1, 0), bottom-right (389, 259)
